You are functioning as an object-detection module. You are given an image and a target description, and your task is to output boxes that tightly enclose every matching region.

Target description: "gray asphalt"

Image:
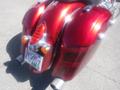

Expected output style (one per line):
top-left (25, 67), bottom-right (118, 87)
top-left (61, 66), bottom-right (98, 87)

top-left (0, 0), bottom-right (120, 90)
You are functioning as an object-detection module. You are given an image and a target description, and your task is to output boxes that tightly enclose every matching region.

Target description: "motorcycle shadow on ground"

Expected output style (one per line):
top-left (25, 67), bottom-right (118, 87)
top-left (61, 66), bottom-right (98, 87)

top-left (4, 33), bottom-right (54, 90)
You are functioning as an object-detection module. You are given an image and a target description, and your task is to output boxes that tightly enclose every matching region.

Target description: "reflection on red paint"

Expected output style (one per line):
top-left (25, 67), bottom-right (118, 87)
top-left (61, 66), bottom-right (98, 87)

top-left (60, 7), bottom-right (70, 19)
top-left (33, 4), bottom-right (45, 25)
top-left (37, 5), bottom-right (45, 16)
top-left (92, 22), bottom-right (101, 32)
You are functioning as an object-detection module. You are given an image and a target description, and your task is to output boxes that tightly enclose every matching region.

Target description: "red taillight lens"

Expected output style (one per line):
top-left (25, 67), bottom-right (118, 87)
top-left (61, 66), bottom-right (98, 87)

top-left (30, 23), bottom-right (46, 45)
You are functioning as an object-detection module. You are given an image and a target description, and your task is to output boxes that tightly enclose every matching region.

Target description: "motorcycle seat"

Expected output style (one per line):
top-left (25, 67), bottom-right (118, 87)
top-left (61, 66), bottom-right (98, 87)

top-left (56, 0), bottom-right (101, 5)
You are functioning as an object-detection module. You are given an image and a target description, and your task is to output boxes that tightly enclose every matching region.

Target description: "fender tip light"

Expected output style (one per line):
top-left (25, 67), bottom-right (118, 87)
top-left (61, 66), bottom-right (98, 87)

top-left (21, 35), bottom-right (30, 46)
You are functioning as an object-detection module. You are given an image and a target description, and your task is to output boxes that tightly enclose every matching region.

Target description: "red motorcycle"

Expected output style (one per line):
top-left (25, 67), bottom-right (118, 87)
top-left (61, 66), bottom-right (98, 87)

top-left (16, 0), bottom-right (120, 89)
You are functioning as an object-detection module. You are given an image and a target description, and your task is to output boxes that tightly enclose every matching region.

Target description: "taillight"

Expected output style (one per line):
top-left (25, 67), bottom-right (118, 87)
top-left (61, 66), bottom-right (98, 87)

top-left (21, 35), bottom-right (30, 46)
top-left (30, 23), bottom-right (46, 45)
top-left (39, 46), bottom-right (51, 55)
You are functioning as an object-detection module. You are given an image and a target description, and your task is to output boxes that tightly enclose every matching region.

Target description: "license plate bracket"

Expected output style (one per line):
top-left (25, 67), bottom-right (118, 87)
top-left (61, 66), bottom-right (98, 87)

top-left (24, 47), bottom-right (43, 71)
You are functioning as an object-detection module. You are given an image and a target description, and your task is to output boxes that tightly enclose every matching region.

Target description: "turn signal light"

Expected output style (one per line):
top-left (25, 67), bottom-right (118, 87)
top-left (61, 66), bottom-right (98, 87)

top-left (21, 35), bottom-right (29, 46)
top-left (39, 46), bottom-right (50, 55)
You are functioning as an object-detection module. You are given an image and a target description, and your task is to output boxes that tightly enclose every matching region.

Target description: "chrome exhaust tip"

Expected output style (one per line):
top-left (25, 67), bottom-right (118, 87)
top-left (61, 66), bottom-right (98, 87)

top-left (50, 78), bottom-right (65, 90)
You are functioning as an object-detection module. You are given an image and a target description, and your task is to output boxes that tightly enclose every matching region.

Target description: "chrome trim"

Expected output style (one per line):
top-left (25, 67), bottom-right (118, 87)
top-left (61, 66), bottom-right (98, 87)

top-left (50, 78), bottom-right (65, 90)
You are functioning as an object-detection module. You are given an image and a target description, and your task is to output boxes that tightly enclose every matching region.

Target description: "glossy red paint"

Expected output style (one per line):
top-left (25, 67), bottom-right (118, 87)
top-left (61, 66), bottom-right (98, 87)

top-left (22, 3), bottom-right (46, 35)
top-left (63, 6), bottom-right (112, 47)
top-left (22, 1), bottom-right (112, 81)
top-left (30, 2), bottom-right (85, 73)
top-left (52, 6), bottom-right (112, 81)
top-left (38, 1), bottom-right (85, 44)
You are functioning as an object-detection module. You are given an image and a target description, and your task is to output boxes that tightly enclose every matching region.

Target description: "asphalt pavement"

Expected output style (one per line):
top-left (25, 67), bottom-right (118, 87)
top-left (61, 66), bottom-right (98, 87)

top-left (0, 0), bottom-right (120, 90)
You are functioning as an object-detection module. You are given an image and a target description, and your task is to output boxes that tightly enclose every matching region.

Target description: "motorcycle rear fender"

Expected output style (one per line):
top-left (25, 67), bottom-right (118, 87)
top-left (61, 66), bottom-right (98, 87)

top-left (22, 1), bottom-right (51, 35)
top-left (52, 6), bottom-right (112, 81)
top-left (21, 1), bottom-right (86, 73)
top-left (31, 2), bottom-right (85, 73)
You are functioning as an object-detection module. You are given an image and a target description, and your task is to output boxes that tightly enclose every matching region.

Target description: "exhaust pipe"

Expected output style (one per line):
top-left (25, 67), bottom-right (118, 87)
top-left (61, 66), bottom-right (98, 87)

top-left (50, 78), bottom-right (65, 90)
